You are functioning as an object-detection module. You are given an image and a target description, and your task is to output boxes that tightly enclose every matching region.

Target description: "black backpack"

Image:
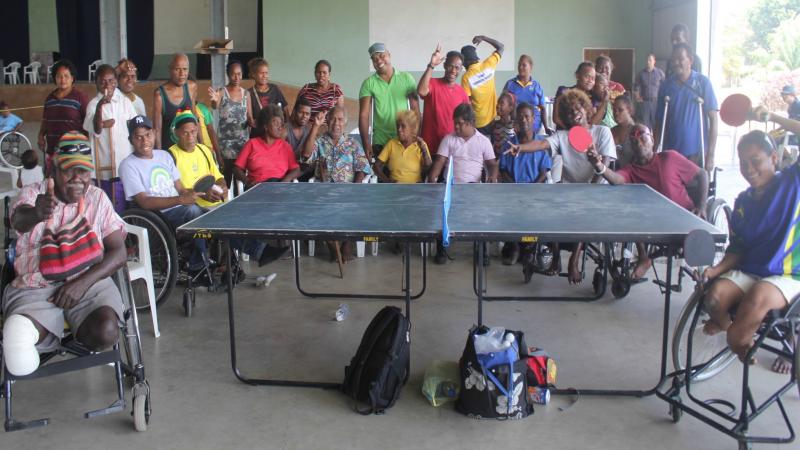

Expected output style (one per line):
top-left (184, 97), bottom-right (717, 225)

top-left (342, 306), bottom-right (411, 414)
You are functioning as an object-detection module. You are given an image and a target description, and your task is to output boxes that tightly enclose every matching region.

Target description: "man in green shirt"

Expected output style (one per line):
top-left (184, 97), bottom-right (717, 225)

top-left (359, 42), bottom-right (420, 161)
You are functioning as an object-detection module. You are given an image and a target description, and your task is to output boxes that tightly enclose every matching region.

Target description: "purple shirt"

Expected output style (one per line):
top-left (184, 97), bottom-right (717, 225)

top-left (437, 131), bottom-right (495, 183)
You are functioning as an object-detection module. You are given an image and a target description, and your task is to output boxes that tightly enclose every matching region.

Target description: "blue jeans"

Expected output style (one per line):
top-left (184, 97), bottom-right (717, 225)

top-left (230, 238), bottom-right (265, 260)
top-left (161, 205), bottom-right (208, 271)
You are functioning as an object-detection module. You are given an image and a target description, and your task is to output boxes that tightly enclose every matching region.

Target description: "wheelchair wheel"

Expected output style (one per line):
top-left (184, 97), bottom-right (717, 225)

top-left (0, 131), bottom-right (31, 169)
top-left (592, 268), bottom-right (606, 296)
top-left (707, 198), bottom-right (731, 265)
top-left (672, 287), bottom-right (737, 382)
top-left (122, 209), bottom-right (178, 311)
top-left (132, 381), bottom-right (150, 432)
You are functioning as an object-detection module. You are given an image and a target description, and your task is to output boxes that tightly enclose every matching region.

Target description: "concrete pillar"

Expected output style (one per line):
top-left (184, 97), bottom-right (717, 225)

top-left (100, 0), bottom-right (127, 64)
top-left (210, 0), bottom-right (228, 89)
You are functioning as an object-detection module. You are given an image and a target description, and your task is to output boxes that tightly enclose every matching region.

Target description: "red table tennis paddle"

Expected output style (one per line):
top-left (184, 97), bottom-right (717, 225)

top-left (568, 126), bottom-right (592, 153)
top-left (720, 94), bottom-right (752, 127)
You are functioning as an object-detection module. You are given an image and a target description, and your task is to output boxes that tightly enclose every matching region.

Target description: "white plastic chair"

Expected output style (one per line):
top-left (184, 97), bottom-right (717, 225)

top-left (3, 62), bottom-right (21, 85)
top-left (88, 59), bottom-right (102, 81)
top-left (0, 166), bottom-right (19, 199)
top-left (45, 64), bottom-right (53, 83)
top-left (23, 62), bottom-right (41, 84)
top-left (124, 223), bottom-right (160, 338)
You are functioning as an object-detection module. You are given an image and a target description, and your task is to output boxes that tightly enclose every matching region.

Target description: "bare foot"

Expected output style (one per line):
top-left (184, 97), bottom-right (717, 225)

top-left (771, 357), bottom-right (792, 374)
top-left (702, 319), bottom-right (724, 336)
top-left (567, 252), bottom-right (582, 284)
top-left (631, 257), bottom-right (652, 281)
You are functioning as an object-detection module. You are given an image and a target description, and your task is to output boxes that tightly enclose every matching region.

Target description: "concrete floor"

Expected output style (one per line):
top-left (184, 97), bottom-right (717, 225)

top-left (1, 122), bottom-right (798, 449)
top-left (2, 242), bottom-right (799, 450)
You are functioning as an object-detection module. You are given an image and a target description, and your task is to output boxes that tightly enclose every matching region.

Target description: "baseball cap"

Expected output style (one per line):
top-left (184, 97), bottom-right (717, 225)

top-left (461, 45), bottom-right (479, 65)
top-left (127, 115), bottom-right (153, 136)
top-left (368, 42), bottom-right (387, 57)
top-left (781, 85), bottom-right (796, 96)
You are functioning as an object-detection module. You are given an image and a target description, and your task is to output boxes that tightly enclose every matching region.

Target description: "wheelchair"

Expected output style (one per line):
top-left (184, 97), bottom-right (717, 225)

top-left (0, 198), bottom-right (151, 432)
top-left (662, 235), bottom-right (798, 449)
top-left (0, 131), bottom-right (32, 169)
top-left (121, 206), bottom-right (244, 318)
top-left (606, 166), bottom-right (731, 299)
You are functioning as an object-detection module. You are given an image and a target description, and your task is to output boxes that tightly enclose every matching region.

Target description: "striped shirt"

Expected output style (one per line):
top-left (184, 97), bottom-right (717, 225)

top-left (297, 82), bottom-right (344, 116)
top-left (42, 88), bottom-right (89, 154)
top-left (10, 183), bottom-right (126, 288)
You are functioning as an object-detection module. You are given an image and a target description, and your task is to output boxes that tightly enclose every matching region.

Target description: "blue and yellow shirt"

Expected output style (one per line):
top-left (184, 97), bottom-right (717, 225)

top-left (728, 162), bottom-right (800, 280)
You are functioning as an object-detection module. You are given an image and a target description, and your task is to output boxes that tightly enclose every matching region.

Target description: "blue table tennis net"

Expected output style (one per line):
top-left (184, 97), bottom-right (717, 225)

top-left (442, 157), bottom-right (453, 247)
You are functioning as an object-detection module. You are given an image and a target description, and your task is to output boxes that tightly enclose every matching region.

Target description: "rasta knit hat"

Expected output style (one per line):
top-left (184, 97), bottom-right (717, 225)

top-left (56, 131), bottom-right (94, 172)
top-left (169, 109), bottom-right (198, 144)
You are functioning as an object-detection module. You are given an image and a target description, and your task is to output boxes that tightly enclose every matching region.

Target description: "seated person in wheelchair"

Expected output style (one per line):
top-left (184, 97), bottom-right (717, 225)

top-left (427, 103), bottom-right (498, 264)
top-left (587, 123), bottom-right (709, 280)
top-left (2, 132), bottom-right (126, 376)
top-left (498, 102), bottom-right (552, 266)
top-left (506, 88), bottom-right (617, 283)
top-left (0, 101), bottom-right (23, 136)
top-left (702, 121), bottom-right (800, 374)
top-left (373, 109), bottom-right (432, 184)
top-left (167, 110), bottom-right (228, 209)
top-left (118, 115), bottom-right (210, 278)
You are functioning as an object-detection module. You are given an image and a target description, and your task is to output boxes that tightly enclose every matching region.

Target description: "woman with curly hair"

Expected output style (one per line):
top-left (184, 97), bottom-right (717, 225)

top-left (507, 88), bottom-right (616, 283)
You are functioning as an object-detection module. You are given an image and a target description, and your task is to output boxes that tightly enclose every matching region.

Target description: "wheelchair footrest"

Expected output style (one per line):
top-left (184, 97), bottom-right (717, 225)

top-left (653, 279), bottom-right (682, 292)
top-left (84, 399), bottom-right (125, 419)
top-left (4, 417), bottom-right (49, 432)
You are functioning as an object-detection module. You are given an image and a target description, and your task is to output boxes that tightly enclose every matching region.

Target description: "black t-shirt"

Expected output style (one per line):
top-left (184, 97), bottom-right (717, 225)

top-left (250, 83), bottom-right (288, 116)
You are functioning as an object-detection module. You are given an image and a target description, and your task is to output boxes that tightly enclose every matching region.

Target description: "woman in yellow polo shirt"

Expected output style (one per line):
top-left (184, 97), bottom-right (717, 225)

top-left (374, 110), bottom-right (432, 183)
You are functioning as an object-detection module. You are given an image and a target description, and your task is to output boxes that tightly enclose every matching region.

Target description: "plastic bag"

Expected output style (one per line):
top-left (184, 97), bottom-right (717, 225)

top-left (422, 360), bottom-right (460, 407)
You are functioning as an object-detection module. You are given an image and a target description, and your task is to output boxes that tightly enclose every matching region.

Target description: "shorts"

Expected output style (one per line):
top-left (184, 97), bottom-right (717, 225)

top-left (720, 270), bottom-right (800, 305)
top-left (2, 277), bottom-right (124, 352)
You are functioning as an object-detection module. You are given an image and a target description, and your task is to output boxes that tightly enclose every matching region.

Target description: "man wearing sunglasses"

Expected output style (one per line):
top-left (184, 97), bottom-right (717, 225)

top-left (587, 123), bottom-right (708, 280)
top-left (2, 132), bottom-right (127, 376)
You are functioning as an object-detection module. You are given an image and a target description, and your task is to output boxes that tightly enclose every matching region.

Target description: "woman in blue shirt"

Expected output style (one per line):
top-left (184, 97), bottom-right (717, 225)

top-left (502, 55), bottom-right (551, 135)
top-left (702, 110), bottom-right (800, 373)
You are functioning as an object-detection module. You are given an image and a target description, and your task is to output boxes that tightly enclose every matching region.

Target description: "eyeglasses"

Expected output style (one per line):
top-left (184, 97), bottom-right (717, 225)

top-left (57, 143), bottom-right (91, 155)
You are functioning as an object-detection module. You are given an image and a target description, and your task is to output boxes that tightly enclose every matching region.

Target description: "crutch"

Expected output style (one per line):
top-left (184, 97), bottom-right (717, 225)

top-left (696, 97), bottom-right (706, 173)
top-left (657, 96), bottom-right (670, 152)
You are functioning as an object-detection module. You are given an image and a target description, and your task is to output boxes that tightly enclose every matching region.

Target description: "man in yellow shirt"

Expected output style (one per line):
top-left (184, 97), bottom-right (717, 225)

top-left (168, 111), bottom-right (227, 209)
top-left (461, 35), bottom-right (504, 134)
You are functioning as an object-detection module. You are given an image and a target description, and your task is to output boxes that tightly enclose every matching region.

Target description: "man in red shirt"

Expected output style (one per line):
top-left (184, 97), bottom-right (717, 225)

top-left (417, 44), bottom-right (469, 160)
top-left (587, 123), bottom-right (708, 279)
top-left (233, 105), bottom-right (300, 188)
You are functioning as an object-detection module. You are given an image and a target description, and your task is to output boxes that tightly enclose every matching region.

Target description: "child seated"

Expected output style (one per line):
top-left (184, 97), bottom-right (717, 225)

top-left (17, 149), bottom-right (44, 189)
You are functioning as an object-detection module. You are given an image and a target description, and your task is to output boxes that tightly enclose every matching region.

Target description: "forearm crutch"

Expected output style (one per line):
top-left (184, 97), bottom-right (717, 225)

top-left (696, 97), bottom-right (706, 171)
top-left (657, 96), bottom-right (670, 152)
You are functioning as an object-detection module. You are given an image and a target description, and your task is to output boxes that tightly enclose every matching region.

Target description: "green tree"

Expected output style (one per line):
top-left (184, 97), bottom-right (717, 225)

top-left (769, 15), bottom-right (800, 69)
top-left (747, 0), bottom-right (800, 52)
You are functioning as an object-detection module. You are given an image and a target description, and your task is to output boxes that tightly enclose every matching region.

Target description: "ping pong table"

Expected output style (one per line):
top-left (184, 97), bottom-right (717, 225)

top-left (178, 181), bottom-right (724, 398)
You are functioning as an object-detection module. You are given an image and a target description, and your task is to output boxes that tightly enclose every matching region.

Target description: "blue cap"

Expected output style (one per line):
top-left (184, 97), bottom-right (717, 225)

top-left (368, 43), bottom-right (387, 56)
top-left (781, 85), bottom-right (796, 96)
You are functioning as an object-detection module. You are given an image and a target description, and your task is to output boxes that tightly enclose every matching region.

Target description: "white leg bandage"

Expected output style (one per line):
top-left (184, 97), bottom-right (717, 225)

top-left (2, 315), bottom-right (41, 376)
